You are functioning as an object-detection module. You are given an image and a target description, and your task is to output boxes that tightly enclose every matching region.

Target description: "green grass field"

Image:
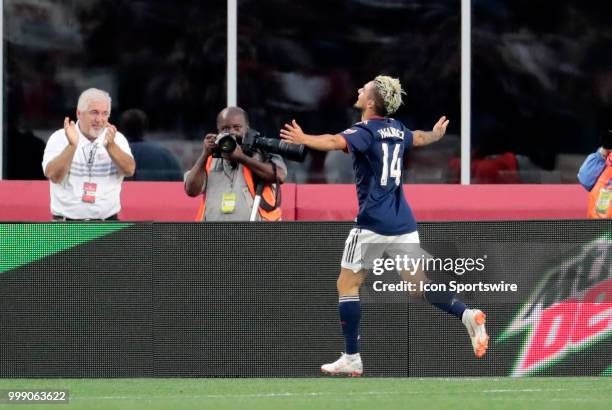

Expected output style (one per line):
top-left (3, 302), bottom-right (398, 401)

top-left (0, 378), bottom-right (609, 410)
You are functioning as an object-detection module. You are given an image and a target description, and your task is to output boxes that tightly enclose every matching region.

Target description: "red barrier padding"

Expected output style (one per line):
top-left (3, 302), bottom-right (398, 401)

top-left (120, 181), bottom-right (207, 221)
top-left (122, 182), bottom-right (297, 221)
top-left (0, 180), bottom-right (296, 221)
top-left (0, 180), bottom-right (588, 221)
top-left (295, 184), bottom-right (588, 221)
top-left (0, 180), bottom-right (52, 221)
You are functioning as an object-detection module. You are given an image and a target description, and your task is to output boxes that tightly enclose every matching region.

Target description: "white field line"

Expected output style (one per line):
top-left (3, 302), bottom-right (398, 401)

top-left (66, 386), bottom-right (610, 401)
top-left (483, 388), bottom-right (567, 393)
top-left (71, 391), bottom-right (409, 400)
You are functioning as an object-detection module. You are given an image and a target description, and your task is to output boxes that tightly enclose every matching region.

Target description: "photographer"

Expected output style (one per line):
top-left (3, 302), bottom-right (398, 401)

top-left (185, 106), bottom-right (287, 221)
top-left (577, 129), bottom-right (612, 218)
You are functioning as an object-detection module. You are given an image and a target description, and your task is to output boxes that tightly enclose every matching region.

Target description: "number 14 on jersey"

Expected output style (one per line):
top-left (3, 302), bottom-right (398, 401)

top-left (381, 143), bottom-right (401, 186)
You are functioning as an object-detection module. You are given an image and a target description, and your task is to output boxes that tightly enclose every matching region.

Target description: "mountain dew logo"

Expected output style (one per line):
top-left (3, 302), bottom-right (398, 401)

top-left (499, 236), bottom-right (612, 376)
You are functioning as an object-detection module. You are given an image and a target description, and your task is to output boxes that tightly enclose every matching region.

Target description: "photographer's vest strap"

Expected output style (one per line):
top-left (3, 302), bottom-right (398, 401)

top-left (588, 153), bottom-right (612, 218)
top-left (195, 157), bottom-right (281, 221)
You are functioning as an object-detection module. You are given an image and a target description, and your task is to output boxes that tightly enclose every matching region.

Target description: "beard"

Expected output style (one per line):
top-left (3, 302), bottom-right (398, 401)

top-left (89, 126), bottom-right (106, 139)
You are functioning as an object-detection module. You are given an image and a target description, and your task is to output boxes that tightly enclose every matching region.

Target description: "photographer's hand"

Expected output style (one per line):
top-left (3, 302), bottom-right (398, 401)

top-left (231, 144), bottom-right (287, 183)
top-left (222, 142), bottom-right (246, 162)
top-left (185, 133), bottom-right (216, 197)
top-left (203, 133), bottom-right (217, 158)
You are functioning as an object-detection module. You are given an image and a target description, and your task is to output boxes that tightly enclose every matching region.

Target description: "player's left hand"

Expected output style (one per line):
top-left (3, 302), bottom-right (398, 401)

top-left (280, 120), bottom-right (305, 145)
top-left (432, 116), bottom-right (449, 139)
top-left (105, 124), bottom-right (117, 147)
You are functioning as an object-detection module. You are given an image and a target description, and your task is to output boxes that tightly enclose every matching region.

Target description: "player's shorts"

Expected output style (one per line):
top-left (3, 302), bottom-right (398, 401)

top-left (341, 227), bottom-right (421, 273)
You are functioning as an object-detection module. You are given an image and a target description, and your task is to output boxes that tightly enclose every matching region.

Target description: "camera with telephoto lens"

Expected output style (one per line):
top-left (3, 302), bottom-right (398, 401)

top-left (212, 129), bottom-right (307, 162)
top-left (211, 132), bottom-right (238, 158)
top-left (242, 129), bottom-right (307, 162)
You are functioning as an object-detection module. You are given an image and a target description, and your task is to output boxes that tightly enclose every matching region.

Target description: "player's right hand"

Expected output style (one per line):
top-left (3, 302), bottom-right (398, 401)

top-left (64, 117), bottom-right (79, 146)
top-left (280, 119), bottom-right (306, 145)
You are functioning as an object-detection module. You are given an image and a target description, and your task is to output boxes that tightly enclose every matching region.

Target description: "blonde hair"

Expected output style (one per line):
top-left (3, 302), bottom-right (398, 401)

top-left (77, 88), bottom-right (111, 112)
top-left (373, 75), bottom-right (404, 115)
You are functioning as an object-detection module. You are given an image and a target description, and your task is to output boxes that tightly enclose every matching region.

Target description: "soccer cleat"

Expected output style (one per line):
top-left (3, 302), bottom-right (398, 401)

top-left (321, 353), bottom-right (363, 377)
top-left (462, 309), bottom-right (489, 358)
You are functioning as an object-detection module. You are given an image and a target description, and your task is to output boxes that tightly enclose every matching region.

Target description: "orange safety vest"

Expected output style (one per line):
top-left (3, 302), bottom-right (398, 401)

top-left (195, 156), bottom-right (282, 221)
top-left (587, 153), bottom-right (612, 218)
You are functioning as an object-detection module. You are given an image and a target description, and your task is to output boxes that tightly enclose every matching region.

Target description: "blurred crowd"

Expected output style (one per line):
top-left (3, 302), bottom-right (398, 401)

top-left (4, 0), bottom-right (612, 183)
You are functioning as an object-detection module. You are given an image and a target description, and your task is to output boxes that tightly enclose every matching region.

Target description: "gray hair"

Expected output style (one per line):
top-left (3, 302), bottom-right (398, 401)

top-left (77, 88), bottom-right (112, 112)
top-left (373, 75), bottom-right (405, 115)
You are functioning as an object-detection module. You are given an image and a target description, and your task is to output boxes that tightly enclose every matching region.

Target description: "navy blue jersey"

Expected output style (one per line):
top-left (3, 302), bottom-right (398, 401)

top-left (340, 117), bottom-right (416, 235)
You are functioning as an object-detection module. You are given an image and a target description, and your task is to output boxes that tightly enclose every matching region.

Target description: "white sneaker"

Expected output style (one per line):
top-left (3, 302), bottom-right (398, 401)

top-left (462, 309), bottom-right (489, 358)
top-left (321, 353), bottom-right (363, 377)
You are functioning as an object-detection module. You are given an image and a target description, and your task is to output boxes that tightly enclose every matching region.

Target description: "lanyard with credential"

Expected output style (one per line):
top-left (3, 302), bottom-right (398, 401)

top-left (81, 143), bottom-right (99, 204)
top-left (83, 143), bottom-right (99, 181)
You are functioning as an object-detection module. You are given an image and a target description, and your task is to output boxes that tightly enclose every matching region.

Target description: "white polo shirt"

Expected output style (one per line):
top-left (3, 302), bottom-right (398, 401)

top-left (42, 122), bottom-right (133, 219)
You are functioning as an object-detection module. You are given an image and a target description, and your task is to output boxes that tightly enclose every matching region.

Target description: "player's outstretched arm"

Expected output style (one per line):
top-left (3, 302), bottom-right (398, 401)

top-left (281, 120), bottom-right (347, 152)
top-left (413, 116), bottom-right (449, 147)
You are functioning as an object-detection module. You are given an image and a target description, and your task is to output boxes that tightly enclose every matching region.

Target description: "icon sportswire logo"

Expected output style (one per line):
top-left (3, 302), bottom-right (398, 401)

top-left (498, 236), bottom-right (612, 376)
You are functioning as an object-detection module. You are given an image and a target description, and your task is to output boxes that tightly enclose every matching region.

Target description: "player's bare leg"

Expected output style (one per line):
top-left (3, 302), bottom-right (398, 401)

top-left (321, 268), bottom-right (366, 377)
top-left (337, 267), bottom-right (366, 297)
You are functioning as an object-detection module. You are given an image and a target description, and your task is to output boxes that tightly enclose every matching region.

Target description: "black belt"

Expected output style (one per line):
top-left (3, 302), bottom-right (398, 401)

top-left (52, 213), bottom-right (119, 221)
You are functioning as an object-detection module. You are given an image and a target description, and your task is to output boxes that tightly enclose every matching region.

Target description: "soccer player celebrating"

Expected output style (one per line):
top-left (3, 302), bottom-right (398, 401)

top-left (280, 75), bottom-right (488, 376)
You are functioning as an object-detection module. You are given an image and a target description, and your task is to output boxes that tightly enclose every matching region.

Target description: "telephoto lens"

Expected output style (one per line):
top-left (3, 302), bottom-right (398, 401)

top-left (255, 137), bottom-right (307, 162)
